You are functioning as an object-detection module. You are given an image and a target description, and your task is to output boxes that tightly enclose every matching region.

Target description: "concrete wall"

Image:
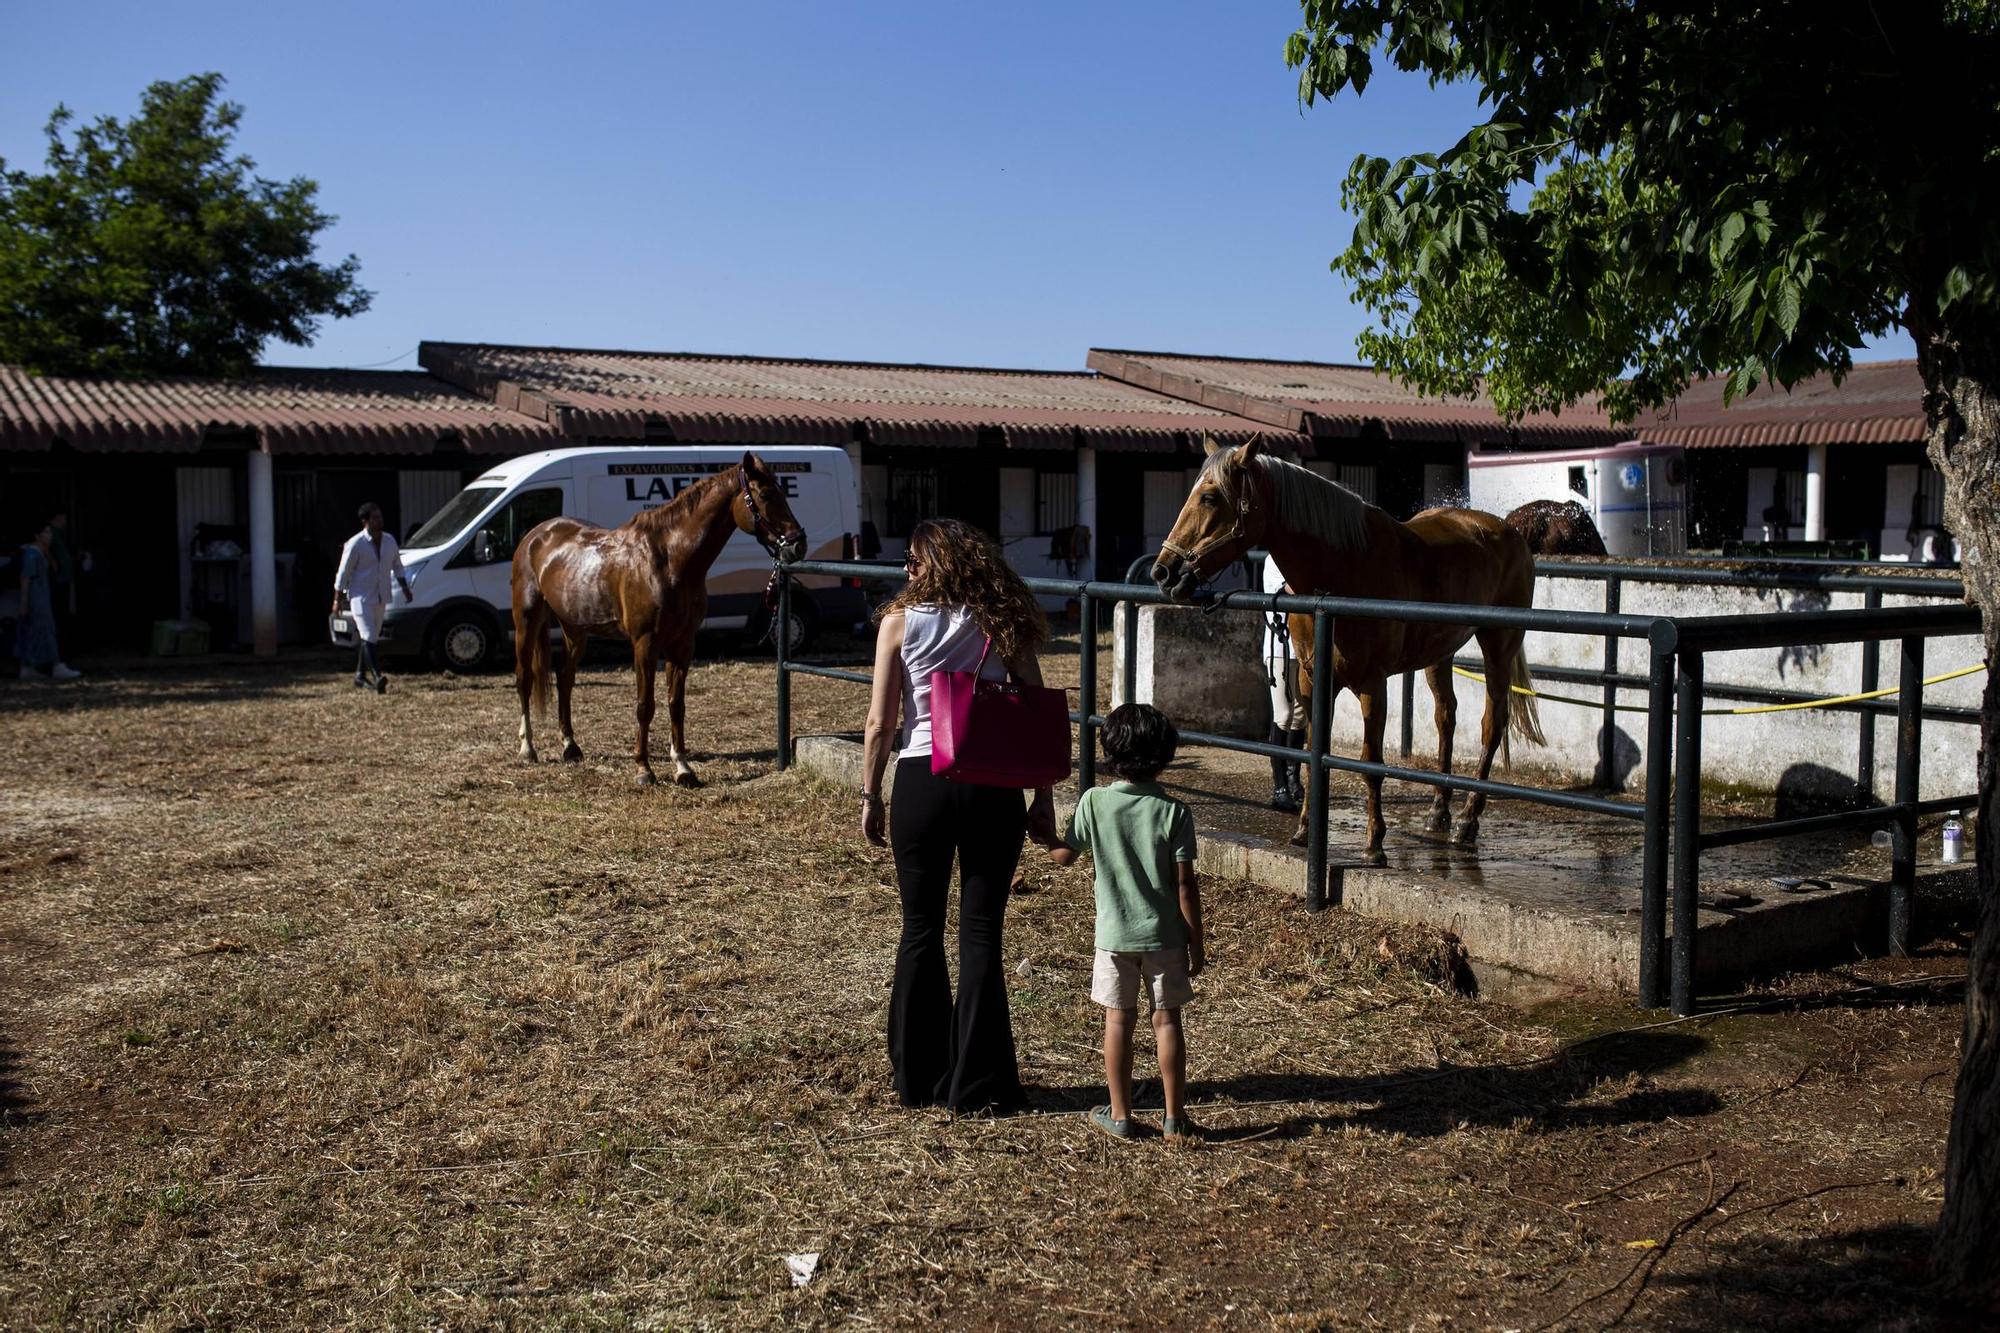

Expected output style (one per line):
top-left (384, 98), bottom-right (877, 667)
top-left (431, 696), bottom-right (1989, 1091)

top-left (1317, 575), bottom-right (1980, 804)
top-left (1111, 603), bottom-right (1268, 737)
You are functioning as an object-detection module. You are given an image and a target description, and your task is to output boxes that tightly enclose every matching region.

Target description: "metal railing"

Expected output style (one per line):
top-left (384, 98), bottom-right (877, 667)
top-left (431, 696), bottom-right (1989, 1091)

top-left (772, 558), bottom-right (1979, 1016)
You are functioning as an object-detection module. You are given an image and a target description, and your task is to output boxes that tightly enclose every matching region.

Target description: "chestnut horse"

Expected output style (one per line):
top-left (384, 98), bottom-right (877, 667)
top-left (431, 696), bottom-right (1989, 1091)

top-left (1505, 498), bottom-right (1608, 556)
top-left (512, 453), bottom-right (805, 787)
top-left (1154, 439), bottom-right (1542, 863)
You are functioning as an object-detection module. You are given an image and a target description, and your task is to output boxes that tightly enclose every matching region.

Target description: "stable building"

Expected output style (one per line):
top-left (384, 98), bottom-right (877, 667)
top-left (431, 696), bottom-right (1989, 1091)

top-left (1634, 360), bottom-right (1949, 558)
top-left (0, 366), bottom-right (558, 654)
top-left (1086, 347), bottom-right (1622, 517)
top-left (416, 341), bottom-right (1300, 584)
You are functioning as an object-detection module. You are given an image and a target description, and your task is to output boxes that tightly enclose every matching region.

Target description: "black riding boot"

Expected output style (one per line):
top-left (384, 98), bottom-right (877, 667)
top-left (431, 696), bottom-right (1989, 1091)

top-left (1268, 725), bottom-right (1300, 813)
top-left (1285, 728), bottom-right (1307, 803)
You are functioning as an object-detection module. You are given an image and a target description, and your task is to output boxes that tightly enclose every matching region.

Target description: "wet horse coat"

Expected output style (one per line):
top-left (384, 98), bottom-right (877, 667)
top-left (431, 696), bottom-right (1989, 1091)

top-left (1154, 439), bottom-right (1542, 862)
top-left (511, 454), bottom-right (805, 786)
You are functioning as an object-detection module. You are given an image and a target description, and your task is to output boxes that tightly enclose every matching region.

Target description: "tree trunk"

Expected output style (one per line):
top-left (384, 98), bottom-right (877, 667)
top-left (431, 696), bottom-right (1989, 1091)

top-left (1919, 312), bottom-right (2000, 1303)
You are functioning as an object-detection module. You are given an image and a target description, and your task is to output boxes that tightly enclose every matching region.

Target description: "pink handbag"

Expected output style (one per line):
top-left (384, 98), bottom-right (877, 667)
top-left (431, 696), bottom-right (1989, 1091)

top-left (929, 636), bottom-right (1073, 787)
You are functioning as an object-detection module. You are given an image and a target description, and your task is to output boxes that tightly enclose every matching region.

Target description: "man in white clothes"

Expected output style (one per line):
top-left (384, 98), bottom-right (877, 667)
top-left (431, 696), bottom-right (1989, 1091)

top-left (331, 502), bottom-right (413, 692)
top-left (1262, 551), bottom-right (1305, 813)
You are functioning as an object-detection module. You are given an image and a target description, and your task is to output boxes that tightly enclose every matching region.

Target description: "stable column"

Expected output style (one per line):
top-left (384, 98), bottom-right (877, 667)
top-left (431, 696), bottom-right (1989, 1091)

top-left (1075, 444), bottom-right (1097, 575)
top-left (1803, 442), bottom-right (1827, 541)
top-left (248, 447), bottom-right (277, 658)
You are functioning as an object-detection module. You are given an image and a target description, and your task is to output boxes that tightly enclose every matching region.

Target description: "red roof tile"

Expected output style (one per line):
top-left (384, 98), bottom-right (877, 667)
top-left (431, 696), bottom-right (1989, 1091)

top-left (0, 366), bottom-right (561, 454)
top-left (420, 342), bottom-right (1294, 452)
top-left (1087, 349), bottom-right (1621, 448)
top-left (1636, 360), bottom-right (1927, 447)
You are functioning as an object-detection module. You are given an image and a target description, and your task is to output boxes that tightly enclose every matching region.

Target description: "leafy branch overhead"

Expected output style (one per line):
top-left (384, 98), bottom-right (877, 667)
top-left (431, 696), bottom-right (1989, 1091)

top-left (0, 73), bottom-right (371, 376)
top-left (1286, 2), bottom-right (2000, 422)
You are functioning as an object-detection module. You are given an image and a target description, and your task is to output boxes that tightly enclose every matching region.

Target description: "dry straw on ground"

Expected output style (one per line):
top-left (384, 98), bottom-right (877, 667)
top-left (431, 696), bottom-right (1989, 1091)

top-left (0, 639), bottom-right (1978, 1330)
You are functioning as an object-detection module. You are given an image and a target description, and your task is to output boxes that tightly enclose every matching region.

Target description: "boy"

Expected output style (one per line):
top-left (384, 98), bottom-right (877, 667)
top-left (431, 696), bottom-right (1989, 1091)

top-left (1046, 703), bottom-right (1205, 1141)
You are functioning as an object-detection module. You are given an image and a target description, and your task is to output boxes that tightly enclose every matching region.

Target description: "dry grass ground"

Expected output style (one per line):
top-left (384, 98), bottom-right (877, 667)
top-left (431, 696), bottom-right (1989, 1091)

top-left (0, 637), bottom-right (1982, 1331)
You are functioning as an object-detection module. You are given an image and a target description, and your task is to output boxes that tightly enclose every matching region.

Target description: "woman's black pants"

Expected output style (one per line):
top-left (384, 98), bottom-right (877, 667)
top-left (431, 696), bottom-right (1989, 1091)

top-left (887, 756), bottom-right (1028, 1112)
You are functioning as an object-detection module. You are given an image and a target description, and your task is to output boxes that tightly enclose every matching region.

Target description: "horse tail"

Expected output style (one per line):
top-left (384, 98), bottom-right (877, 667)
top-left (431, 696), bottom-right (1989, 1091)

top-left (1508, 643), bottom-right (1545, 747)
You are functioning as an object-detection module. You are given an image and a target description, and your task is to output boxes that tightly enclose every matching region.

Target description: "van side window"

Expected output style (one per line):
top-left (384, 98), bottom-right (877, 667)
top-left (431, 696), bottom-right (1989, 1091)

top-left (1568, 466), bottom-right (1588, 497)
top-left (456, 487), bottom-right (564, 567)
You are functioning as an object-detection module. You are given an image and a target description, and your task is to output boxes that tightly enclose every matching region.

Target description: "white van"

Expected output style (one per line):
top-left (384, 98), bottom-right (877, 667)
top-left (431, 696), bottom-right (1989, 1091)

top-left (1466, 441), bottom-right (1688, 557)
top-left (376, 445), bottom-right (864, 671)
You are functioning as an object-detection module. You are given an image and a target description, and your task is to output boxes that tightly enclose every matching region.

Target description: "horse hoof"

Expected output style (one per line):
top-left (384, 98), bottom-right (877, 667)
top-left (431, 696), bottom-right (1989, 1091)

top-left (673, 770), bottom-right (702, 790)
top-left (1289, 829), bottom-right (1308, 848)
top-left (561, 744), bottom-right (583, 763)
top-left (518, 748), bottom-right (539, 764)
top-left (1426, 816), bottom-right (1452, 837)
top-left (635, 770), bottom-right (657, 788)
top-left (1452, 826), bottom-right (1480, 847)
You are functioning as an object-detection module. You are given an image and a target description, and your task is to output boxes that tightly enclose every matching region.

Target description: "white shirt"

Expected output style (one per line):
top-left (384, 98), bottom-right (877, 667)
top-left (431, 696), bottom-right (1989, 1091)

top-left (898, 604), bottom-right (1007, 757)
top-left (334, 529), bottom-right (407, 605)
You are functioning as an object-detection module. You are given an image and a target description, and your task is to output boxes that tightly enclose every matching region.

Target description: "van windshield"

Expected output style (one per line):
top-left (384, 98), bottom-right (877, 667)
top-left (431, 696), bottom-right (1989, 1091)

top-left (408, 486), bottom-right (502, 549)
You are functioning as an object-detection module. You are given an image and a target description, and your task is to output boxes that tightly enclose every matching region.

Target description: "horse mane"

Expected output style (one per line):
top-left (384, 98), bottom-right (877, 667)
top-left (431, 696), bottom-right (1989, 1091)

top-left (629, 467), bottom-right (732, 536)
top-left (1204, 449), bottom-right (1374, 552)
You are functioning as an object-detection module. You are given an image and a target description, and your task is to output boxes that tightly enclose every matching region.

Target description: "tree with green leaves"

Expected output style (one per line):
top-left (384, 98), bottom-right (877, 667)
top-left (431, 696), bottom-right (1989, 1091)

top-left (1286, 0), bottom-right (1997, 1298)
top-left (0, 73), bottom-right (370, 377)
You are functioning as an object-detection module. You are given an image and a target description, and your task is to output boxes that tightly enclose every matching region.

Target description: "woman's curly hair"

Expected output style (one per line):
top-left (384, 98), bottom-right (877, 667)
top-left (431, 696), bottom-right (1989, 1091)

top-left (877, 518), bottom-right (1048, 665)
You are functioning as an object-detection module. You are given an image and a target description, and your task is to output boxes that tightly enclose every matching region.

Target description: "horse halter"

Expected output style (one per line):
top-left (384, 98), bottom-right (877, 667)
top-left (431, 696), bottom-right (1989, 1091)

top-left (736, 464), bottom-right (787, 555)
top-left (1159, 488), bottom-right (1253, 573)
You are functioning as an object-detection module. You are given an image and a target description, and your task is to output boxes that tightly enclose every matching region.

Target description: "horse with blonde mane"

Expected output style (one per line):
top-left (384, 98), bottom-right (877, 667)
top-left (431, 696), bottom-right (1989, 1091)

top-left (1153, 438), bottom-right (1542, 863)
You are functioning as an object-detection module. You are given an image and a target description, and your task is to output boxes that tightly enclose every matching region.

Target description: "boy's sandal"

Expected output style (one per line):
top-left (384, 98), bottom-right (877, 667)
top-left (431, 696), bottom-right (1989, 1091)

top-left (1088, 1106), bottom-right (1135, 1140)
top-left (1161, 1115), bottom-right (1201, 1141)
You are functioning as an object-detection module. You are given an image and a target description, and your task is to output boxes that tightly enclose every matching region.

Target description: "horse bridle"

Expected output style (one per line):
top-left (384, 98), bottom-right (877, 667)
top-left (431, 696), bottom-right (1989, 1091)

top-left (737, 464), bottom-right (787, 556)
top-left (1158, 488), bottom-right (1253, 573)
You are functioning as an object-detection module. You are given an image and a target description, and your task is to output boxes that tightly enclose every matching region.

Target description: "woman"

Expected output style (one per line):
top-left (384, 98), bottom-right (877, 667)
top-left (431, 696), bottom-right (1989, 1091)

top-left (16, 521), bottom-right (81, 682)
top-left (861, 518), bottom-right (1060, 1112)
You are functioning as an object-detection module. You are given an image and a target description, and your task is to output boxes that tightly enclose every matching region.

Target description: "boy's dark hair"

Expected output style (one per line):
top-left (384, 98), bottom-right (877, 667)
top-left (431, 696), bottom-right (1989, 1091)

top-left (1100, 703), bottom-right (1178, 782)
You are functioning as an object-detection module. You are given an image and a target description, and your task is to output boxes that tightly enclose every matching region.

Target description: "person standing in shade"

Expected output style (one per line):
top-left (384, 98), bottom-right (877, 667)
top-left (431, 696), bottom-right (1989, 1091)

top-left (1261, 551), bottom-right (1305, 812)
top-left (15, 520), bottom-right (80, 681)
top-left (46, 510), bottom-right (76, 646)
top-left (332, 502), bottom-right (411, 693)
top-left (859, 518), bottom-right (1060, 1114)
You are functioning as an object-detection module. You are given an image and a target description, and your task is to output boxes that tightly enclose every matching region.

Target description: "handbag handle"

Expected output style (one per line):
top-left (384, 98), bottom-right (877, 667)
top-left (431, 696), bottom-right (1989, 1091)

top-left (970, 633), bottom-right (1011, 688)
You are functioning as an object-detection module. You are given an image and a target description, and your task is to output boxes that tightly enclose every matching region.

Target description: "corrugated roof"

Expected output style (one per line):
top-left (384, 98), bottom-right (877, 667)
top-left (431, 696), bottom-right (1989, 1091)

top-left (420, 342), bottom-right (1295, 453)
top-left (1636, 360), bottom-right (1927, 448)
top-left (0, 365), bottom-right (562, 454)
top-left (1087, 348), bottom-right (1621, 448)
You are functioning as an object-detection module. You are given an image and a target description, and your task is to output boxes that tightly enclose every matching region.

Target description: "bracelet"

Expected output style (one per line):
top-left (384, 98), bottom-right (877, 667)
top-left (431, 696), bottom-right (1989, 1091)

top-left (861, 791), bottom-right (883, 804)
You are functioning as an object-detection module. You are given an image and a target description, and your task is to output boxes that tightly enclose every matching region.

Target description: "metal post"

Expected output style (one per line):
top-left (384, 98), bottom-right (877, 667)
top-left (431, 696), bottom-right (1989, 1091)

top-left (1639, 645), bottom-right (1674, 1009)
top-left (1079, 591), bottom-right (1098, 790)
top-left (1671, 652), bottom-right (1705, 1016)
top-left (1889, 635), bottom-right (1925, 956)
top-left (1400, 670), bottom-right (1415, 759)
top-left (1599, 577), bottom-right (1623, 789)
top-left (775, 570), bottom-right (793, 770)
top-left (1857, 588), bottom-right (1882, 797)
top-left (1306, 609), bottom-right (1334, 912)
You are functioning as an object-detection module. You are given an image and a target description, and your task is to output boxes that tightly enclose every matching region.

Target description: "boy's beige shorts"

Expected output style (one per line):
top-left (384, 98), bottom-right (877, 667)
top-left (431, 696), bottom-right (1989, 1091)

top-left (1091, 948), bottom-right (1193, 1011)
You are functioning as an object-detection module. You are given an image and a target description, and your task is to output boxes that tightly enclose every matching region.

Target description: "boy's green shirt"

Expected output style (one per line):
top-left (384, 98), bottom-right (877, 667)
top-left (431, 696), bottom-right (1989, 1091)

top-left (1062, 781), bottom-right (1197, 952)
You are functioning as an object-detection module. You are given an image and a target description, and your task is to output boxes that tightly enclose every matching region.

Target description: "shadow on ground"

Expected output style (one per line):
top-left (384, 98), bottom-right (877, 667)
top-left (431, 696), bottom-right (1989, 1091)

top-left (1030, 1030), bottom-right (1720, 1139)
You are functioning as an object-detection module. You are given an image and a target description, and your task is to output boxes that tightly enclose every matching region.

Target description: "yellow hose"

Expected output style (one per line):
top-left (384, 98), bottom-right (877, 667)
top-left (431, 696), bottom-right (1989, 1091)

top-left (1448, 663), bottom-right (1985, 716)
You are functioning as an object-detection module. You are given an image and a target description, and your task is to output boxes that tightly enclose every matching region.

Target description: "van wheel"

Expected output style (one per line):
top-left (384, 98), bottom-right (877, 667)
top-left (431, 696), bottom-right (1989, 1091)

top-left (750, 594), bottom-right (818, 656)
top-left (430, 609), bottom-right (498, 672)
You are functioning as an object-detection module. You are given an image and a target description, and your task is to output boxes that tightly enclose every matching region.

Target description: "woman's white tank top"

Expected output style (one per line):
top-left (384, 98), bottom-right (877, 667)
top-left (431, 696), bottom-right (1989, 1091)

top-left (898, 604), bottom-right (1006, 757)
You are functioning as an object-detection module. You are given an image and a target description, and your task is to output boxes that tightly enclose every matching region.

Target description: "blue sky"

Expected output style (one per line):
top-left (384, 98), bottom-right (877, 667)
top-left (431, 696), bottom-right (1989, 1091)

top-left (4, 0), bottom-right (1910, 373)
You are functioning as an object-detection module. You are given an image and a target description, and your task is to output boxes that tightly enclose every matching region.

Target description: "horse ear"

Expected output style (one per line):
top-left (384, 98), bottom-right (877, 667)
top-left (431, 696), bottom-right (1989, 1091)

top-left (1201, 435), bottom-right (1223, 457)
top-left (1238, 437), bottom-right (1265, 463)
top-left (741, 450), bottom-right (761, 474)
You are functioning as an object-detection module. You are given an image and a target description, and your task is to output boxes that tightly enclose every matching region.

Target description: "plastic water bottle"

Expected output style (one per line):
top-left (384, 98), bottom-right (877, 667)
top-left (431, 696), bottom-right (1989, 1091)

top-left (1942, 815), bottom-right (1964, 864)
